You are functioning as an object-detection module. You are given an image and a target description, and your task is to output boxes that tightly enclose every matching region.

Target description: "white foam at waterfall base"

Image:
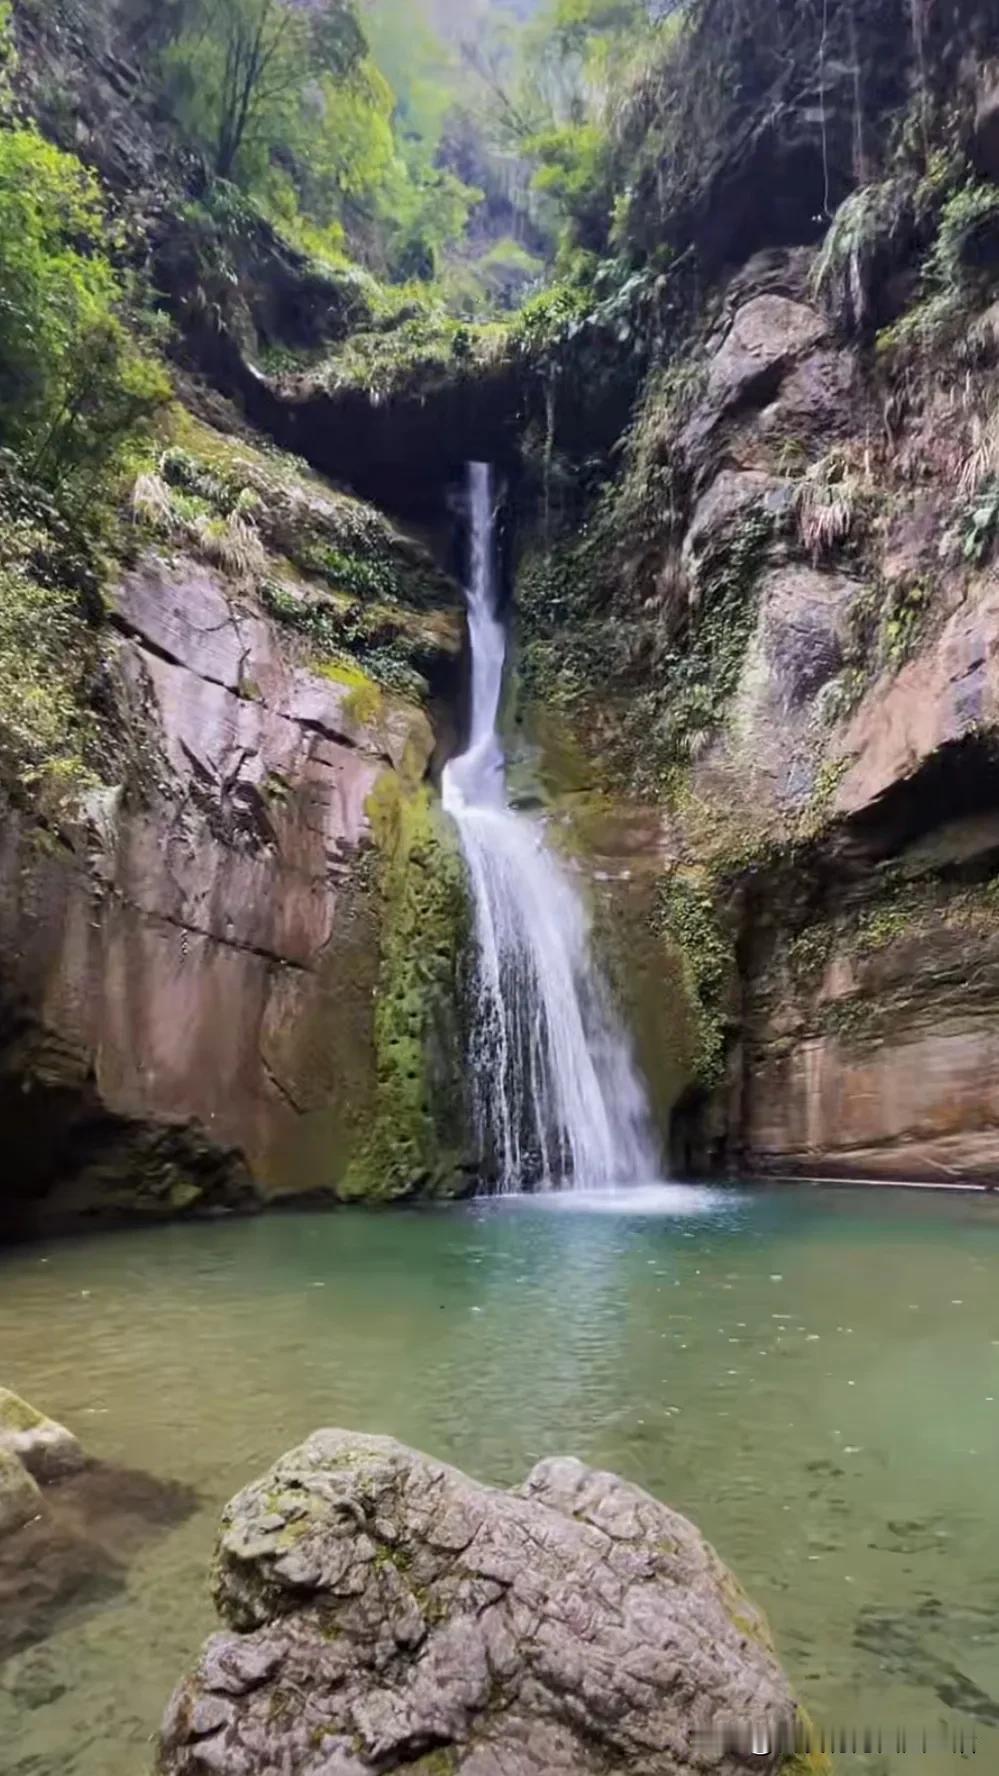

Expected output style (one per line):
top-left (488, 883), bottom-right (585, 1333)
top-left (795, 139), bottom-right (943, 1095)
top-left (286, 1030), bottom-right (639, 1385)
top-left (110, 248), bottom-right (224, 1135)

top-left (442, 462), bottom-right (662, 1194)
top-left (491, 1184), bottom-right (732, 1218)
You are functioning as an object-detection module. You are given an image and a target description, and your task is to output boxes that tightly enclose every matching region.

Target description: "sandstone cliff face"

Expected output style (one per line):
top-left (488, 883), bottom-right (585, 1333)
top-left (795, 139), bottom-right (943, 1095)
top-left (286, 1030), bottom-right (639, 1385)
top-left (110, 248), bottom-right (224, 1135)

top-left (678, 281), bottom-right (999, 1183)
top-left (0, 492), bottom-right (469, 1234)
top-left (519, 241), bottom-right (999, 1185)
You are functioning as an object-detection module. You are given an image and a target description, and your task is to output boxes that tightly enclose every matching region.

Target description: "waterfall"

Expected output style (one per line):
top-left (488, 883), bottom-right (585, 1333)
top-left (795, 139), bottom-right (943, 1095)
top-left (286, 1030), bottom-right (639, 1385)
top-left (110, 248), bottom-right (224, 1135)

top-left (442, 463), bottom-right (661, 1194)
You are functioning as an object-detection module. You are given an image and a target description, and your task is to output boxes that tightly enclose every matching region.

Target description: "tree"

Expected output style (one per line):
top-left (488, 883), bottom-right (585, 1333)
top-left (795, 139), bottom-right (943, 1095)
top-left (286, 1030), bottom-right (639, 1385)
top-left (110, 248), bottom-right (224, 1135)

top-left (445, 0), bottom-right (653, 265)
top-left (162, 0), bottom-right (365, 180)
top-left (0, 125), bottom-right (168, 497)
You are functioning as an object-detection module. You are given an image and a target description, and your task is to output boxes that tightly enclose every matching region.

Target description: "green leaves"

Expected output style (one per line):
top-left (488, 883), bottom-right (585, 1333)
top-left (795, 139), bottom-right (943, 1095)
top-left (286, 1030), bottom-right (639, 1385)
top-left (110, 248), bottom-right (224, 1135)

top-left (160, 0), bottom-right (366, 180)
top-left (0, 126), bottom-right (168, 500)
top-left (960, 482), bottom-right (999, 565)
top-left (155, 0), bottom-right (480, 287)
top-left (0, 454), bottom-right (102, 805)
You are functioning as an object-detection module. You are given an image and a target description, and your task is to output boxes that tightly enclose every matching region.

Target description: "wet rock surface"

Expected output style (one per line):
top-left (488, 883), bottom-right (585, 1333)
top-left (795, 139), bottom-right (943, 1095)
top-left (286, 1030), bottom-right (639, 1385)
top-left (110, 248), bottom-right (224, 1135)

top-left (159, 1429), bottom-right (798, 1776)
top-left (0, 537), bottom-right (455, 1234)
top-left (0, 1387), bottom-right (196, 1658)
top-left (683, 296), bottom-right (830, 469)
top-left (0, 1460), bottom-right (197, 1661)
top-left (0, 1389), bottom-right (84, 1484)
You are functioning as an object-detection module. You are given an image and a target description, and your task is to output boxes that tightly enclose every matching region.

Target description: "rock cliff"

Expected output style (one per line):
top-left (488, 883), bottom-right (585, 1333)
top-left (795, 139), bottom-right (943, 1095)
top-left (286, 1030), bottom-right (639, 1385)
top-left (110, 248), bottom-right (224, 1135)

top-left (0, 419), bottom-right (471, 1236)
top-left (517, 225), bottom-right (999, 1181)
top-left (4, 0), bottom-right (999, 1209)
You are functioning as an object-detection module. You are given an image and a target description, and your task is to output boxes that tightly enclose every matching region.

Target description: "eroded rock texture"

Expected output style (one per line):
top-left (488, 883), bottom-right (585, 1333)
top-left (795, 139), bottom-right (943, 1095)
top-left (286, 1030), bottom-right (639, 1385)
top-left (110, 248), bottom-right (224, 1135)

top-left (0, 538), bottom-right (466, 1235)
top-left (159, 1430), bottom-right (799, 1776)
top-left (528, 258), bottom-right (999, 1185)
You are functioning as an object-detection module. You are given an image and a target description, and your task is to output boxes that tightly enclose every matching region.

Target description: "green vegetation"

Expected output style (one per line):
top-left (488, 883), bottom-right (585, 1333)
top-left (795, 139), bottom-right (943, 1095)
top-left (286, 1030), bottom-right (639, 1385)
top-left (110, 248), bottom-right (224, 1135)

top-left (0, 17), bottom-right (170, 805)
top-left (158, 0), bottom-right (364, 183)
top-left (136, 0), bottom-right (482, 285)
top-left (824, 571), bottom-right (934, 724)
top-left (260, 580), bottom-right (437, 703)
top-left (0, 463), bottom-right (98, 803)
top-left (341, 778), bottom-right (469, 1202)
top-left (0, 123), bottom-right (167, 503)
top-left (518, 491), bottom-right (776, 792)
top-left (129, 422), bottom-right (457, 702)
top-left (313, 306), bottom-right (509, 400)
top-left (875, 176), bottom-right (999, 362)
top-left (115, 0), bottom-right (589, 307)
top-left (652, 871), bottom-right (733, 1091)
top-left (957, 480), bottom-right (999, 566)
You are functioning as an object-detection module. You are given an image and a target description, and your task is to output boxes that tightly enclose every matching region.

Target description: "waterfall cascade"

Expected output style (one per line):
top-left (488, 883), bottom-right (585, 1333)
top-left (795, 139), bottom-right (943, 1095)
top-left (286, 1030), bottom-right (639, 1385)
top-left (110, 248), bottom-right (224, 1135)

top-left (442, 462), bottom-right (661, 1193)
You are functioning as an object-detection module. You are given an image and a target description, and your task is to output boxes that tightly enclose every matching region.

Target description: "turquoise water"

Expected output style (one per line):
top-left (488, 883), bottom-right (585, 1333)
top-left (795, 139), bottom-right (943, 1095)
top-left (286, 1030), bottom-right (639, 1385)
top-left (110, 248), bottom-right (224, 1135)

top-left (1, 1183), bottom-right (998, 1773)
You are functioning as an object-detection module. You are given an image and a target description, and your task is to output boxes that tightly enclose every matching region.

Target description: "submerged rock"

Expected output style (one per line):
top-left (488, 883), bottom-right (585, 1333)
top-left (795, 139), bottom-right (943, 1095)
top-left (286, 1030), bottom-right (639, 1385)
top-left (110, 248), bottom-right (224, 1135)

top-left (0, 1387), bottom-right (85, 1483)
top-left (0, 1458), bottom-right (198, 1660)
top-left (0, 1387), bottom-right (197, 1655)
top-left (0, 1447), bottom-right (41, 1539)
top-left (158, 1430), bottom-right (809, 1776)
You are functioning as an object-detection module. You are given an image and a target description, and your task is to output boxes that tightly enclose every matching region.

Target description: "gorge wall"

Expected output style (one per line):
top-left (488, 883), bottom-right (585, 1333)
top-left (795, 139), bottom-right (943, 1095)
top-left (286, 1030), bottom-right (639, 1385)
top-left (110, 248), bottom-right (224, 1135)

top-left (3, 0), bottom-right (999, 1227)
top-left (0, 414), bottom-right (471, 1236)
top-left (510, 14), bottom-right (999, 1188)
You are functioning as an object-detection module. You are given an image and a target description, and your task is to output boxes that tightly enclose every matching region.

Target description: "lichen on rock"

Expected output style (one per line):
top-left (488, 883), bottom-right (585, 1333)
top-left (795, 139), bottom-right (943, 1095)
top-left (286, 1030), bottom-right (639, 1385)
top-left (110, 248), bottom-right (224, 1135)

top-left (0, 1387), bottom-right (85, 1484)
top-left (158, 1429), bottom-right (815, 1776)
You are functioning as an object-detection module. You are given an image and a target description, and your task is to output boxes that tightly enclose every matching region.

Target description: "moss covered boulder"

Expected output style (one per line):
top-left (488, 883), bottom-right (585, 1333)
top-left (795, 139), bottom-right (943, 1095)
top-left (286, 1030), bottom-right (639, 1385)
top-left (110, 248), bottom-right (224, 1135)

top-left (0, 1387), bottom-right (84, 1484)
top-left (159, 1429), bottom-right (826, 1776)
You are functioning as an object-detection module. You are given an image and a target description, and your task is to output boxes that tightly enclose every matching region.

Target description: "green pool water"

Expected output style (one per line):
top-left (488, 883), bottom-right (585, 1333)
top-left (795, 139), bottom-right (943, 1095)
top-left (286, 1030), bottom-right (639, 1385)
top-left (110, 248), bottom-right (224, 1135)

top-left (1, 1183), bottom-right (998, 1775)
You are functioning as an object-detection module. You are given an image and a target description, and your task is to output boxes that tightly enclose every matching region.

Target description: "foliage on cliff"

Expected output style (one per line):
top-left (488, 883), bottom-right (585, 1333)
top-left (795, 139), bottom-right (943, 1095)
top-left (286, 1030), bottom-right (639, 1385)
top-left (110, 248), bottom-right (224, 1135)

top-left (131, 414), bottom-right (462, 704)
top-left (0, 461), bottom-right (100, 801)
top-left (341, 778), bottom-right (470, 1202)
top-left (0, 24), bottom-right (169, 803)
top-left (652, 871), bottom-right (734, 1092)
top-left (0, 119), bottom-right (167, 502)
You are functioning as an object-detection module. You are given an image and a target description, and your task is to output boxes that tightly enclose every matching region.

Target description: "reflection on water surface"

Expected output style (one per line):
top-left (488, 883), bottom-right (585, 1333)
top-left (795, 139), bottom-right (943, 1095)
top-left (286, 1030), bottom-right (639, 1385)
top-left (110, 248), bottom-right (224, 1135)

top-left (1, 1183), bottom-right (998, 1775)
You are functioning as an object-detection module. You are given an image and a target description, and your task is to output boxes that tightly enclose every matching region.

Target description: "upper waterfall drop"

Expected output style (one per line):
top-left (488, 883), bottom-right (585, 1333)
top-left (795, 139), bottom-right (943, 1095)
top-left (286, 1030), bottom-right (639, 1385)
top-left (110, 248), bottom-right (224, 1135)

top-left (442, 462), bottom-right (662, 1194)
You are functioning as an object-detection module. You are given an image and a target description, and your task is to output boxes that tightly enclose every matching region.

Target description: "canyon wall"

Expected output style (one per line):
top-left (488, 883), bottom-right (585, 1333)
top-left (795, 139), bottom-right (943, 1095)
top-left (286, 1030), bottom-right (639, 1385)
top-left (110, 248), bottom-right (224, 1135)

top-left (518, 242), bottom-right (999, 1184)
top-left (4, 0), bottom-right (999, 1219)
top-left (0, 427), bottom-right (471, 1236)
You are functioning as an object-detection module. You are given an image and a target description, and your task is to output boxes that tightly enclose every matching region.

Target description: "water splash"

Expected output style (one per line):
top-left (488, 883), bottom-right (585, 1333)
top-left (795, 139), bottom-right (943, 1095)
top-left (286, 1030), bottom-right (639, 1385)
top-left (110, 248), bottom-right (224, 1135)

top-left (443, 462), bottom-right (661, 1193)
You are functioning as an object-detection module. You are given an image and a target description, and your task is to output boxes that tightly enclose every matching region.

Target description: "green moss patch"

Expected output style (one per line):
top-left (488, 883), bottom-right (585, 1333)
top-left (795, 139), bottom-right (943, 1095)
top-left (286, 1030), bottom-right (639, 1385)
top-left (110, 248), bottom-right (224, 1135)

top-left (651, 870), bottom-right (735, 1091)
top-left (340, 778), bottom-right (470, 1201)
top-left (132, 410), bottom-right (460, 704)
top-left (517, 482), bottom-right (777, 795)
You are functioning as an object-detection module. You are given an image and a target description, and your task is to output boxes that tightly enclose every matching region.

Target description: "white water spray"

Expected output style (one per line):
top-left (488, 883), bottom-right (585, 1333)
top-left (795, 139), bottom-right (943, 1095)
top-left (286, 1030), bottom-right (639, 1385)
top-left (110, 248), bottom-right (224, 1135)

top-left (442, 462), bottom-right (661, 1193)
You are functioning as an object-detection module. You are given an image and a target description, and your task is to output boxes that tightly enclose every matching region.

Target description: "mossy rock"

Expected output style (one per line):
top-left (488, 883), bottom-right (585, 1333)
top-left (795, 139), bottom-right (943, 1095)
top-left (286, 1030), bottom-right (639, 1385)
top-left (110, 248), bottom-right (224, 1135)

top-left (0, 1447), bottom-right (41, 1538)
top-left (652, 868), bottom-right (737, 1093)
top-left (0, 1387), bottom-right (84, 1482)
top-left (340, 777), bottom-right (471, 1201)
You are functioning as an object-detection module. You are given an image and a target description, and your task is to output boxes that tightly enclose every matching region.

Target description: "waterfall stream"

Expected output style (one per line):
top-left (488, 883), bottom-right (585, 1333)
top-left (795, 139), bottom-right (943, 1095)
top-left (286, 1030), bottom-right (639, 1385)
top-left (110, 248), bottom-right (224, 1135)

top-left (442, 462), bottom-right (661, 1193)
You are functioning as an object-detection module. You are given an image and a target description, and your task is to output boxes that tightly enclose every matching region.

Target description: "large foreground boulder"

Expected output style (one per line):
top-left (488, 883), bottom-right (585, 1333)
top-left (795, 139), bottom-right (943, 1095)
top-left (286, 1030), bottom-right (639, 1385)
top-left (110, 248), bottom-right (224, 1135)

top-left (158, 1430), bottom-right (815, 1776)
